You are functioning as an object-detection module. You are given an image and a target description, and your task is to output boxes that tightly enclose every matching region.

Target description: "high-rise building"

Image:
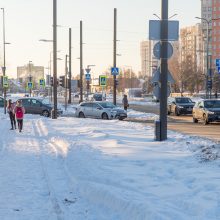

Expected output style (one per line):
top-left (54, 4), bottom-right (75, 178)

top-left (140, 40), bottom-right (158, 78)
top-left (180, 24), bottom-right (204, 73)
top-left (211, 0), bottom-right (220, 67)
top-left (17, 63), bottom-right (44, 85)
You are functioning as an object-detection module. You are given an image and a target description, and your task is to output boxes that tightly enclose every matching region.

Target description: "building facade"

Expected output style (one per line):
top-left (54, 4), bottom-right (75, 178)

top-left (212, 0), bottom-right (220, 67)
top-left (140, 40), bottom-right (158, 78)
top-left (180, 24), bottom-right (204, 73)
top-left (17, 63), bottom-right (44, 86)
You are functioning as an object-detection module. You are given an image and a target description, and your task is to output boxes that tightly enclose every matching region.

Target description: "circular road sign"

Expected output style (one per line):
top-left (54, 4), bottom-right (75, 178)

top-left (153, 42), bottom-right (173, 59)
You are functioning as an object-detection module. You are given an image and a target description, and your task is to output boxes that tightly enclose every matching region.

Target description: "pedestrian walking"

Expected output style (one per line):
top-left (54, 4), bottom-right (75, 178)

top-left (7, 99), bottom-right (16, 130)
top-left (13, 100), bottom-right (25, 133)
top-left (215, 91), bottom-right (218, 99)
top-left (122, 94), bottom-right (129, 111)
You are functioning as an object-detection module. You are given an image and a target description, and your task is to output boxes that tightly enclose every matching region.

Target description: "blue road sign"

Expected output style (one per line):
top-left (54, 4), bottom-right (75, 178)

top-left (111, 67), bottom-right (119, 76)
top-left (216, 59), bottom-right (220, 67)
top-left (85, 73), bottom-right (91, 80)
top-left (218, 67), bottom-right (220, 74)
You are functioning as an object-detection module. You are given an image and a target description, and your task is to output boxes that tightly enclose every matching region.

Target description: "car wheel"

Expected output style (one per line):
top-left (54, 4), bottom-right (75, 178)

top-left (175, 108), bottom-right (180, 116)
top-left (193, 117), bottom-right (198, 123)
top-left (79, 112), bottom-right (85, 118)
top-left (102, 112), bottom-right (109, 120)
top-left (42, 110), bottom-right (50, 117)
top-left (203, 114), bottom-right (209, 125)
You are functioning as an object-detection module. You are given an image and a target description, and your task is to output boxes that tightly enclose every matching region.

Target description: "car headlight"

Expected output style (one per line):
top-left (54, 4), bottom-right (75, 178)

top-left (207, 111), bottom-right (215, 115)
top-left (111, 110), bottom-right (117, 114)
top-left (177, 105), bottom-right (184, 109)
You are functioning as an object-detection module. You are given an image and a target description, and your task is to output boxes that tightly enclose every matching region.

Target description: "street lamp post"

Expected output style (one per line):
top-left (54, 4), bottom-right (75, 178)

top-left (28, 61), bottom-right (32, 97)
top-left (52, 0), bottom-right (58, 119)
top-left (1, 8), bottom-right (6, 114)
top-left (195, 16), bottom-right (220, 99)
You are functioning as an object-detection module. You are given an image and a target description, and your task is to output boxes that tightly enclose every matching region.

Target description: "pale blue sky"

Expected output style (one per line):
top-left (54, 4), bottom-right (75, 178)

top-left (0, 0), bottom-right (201, 78)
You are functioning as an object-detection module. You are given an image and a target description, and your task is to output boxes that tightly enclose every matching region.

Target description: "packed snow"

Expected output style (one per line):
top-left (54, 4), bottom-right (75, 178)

top-left (0, 110), bottom-right (220, 220)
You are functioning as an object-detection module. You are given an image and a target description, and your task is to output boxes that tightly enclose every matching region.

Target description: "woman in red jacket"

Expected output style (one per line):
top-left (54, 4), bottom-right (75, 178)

top-left (13, 100), bottom-right (25, 132)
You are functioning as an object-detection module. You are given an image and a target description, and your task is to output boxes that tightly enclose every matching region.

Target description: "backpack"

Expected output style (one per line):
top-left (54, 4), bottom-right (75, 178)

top-left (16, 107), bottom-right (23, 118)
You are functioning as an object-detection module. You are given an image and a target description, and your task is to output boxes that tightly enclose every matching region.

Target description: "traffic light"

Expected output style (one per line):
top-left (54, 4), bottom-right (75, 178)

top-left (77, 79), bottom-right (80, 88)
top-left (50, 76), bottom-right (54, 86)
top-left (59, 75), bottom-right (65, 87)
top-left (207, 80), bottom-right (212, 89)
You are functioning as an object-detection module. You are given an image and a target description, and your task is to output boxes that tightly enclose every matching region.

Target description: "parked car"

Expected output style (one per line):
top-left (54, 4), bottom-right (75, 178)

top-left (0, 96), bottom-right (7, 108)
top-left (192, 99), bottom-right (220, 125)
top-left (92, 93), bottom-right (105, 101)
top-left (167, 97), bottom-right (195, 116)
top-left (17, 98), bottom-right (63, 117)
top-left (75, 101), bottom-right (127, 120)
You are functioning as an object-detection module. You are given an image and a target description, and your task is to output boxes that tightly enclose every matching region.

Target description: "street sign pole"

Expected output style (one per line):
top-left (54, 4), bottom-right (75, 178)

top-left (160, 0), bottom-right (168, 141)
top-left (113, 8), bottom-right (117, 105)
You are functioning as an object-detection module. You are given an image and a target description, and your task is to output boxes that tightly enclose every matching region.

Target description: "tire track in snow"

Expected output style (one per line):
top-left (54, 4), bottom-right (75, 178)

top-left (33, 119), bottom-right (64, 220)
top-left (35, 119), bottom-right (112, 219)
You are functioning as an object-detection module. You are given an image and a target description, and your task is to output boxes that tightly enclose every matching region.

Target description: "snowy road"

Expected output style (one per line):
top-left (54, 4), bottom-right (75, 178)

top-left (1, 113), bottom-right (220, 220)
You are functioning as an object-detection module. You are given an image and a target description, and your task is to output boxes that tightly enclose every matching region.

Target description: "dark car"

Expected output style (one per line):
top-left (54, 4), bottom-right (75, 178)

top-left (17, 98), bottom-right (63, 117)
top-left (192, 99), bottom-right (220, 125)
top-left (93, 93), bottom-right (105, 101)
top-left (167, 97), bottom-right (195, 116)
top-left (0, 96), bottom-right (7, 108)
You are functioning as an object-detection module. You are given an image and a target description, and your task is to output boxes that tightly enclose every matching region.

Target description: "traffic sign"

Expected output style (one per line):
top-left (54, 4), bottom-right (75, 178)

top-left (2, 76), bottom-right (9, 88)
top-left (85, 73), bottom-right (91, 81)
top-left (39, 78), bottom-right (45, 87)
top-left (151, 68), bottom-right (175, 84)
top-left (27, 82), bottom-right (33, 89)
top-left (216, 59), bottom-right (220, 67)
top-left (152, 82), bottom-right (171, 100)
top-left (153, 42), bottom-right (173, 59)
top-left (218, 67), bottom-right (220, 74)
top-left (85, 68), bottom-right (91, 74)
top-left (111, 67), bottom-right (119, 76)
top-left (99, 75), bottom-right (107, 86)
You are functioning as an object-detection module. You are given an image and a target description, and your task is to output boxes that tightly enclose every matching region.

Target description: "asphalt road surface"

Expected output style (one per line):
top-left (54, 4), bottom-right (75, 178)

top-left (129, 104), bottom-right (220, 143)
top-left (62, 99), bottom-right (220, 143)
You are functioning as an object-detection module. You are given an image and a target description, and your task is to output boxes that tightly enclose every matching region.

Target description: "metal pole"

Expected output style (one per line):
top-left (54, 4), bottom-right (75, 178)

top-left (29, 61), bottom-right (32, 97)
top-left (206, 21), bottom-right (209, 99)
top-left (50, 52), bottom-right (53, 103)
top-left (160, 0), bottom-right (168, 141)
top-left (113, 8), bottom-right (117, 105)
top-left (1, 8), bottom-right (6, 114)
top-left (80, 20), bottom-right (83, 103)
top-left (53, 0), bottom-right (58, 119)
top-left (65, 55), bottom-right (68, 111)
top-left (68, 28), bottom-right (72, 104)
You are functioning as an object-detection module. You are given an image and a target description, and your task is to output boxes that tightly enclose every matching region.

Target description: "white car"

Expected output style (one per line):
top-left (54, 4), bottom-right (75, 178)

top-left (75, 101), bottom-right (127, 120)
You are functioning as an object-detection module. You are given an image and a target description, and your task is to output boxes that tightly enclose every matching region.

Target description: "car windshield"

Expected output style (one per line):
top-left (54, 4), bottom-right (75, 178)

top-left (98, 102), bottom-right (116, 109)
top-left (41, 99), bottom-right (50, 105)
top-left (204, 100), bottom-right (220, 108)
top-left (175, 98), bottom-right (192, 103)
top-left (94, 94), bottom-right (102, 97)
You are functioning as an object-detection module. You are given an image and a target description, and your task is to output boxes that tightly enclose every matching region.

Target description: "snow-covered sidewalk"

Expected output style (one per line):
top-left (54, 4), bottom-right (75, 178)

top-left (0, 112), bottom-right (220, 220)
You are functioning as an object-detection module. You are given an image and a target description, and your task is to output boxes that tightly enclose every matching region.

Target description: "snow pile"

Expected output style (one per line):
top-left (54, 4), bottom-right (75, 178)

top-left (0, 111), bottom-right (220, 219)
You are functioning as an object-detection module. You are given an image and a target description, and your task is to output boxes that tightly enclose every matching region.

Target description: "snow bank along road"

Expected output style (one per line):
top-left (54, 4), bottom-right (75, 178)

top-left (1, 113), bottom-right (220, 220)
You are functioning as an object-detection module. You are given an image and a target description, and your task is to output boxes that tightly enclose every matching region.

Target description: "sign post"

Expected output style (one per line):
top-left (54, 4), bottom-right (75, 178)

top-left (2, 76), bottom-right (9, 88)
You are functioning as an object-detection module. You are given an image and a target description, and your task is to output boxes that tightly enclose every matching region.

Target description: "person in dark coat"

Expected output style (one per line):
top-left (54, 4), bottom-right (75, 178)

top-left (7, 99), bottom-right (16, 130)
top-left (122, 94), bottom-right (129, 111)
